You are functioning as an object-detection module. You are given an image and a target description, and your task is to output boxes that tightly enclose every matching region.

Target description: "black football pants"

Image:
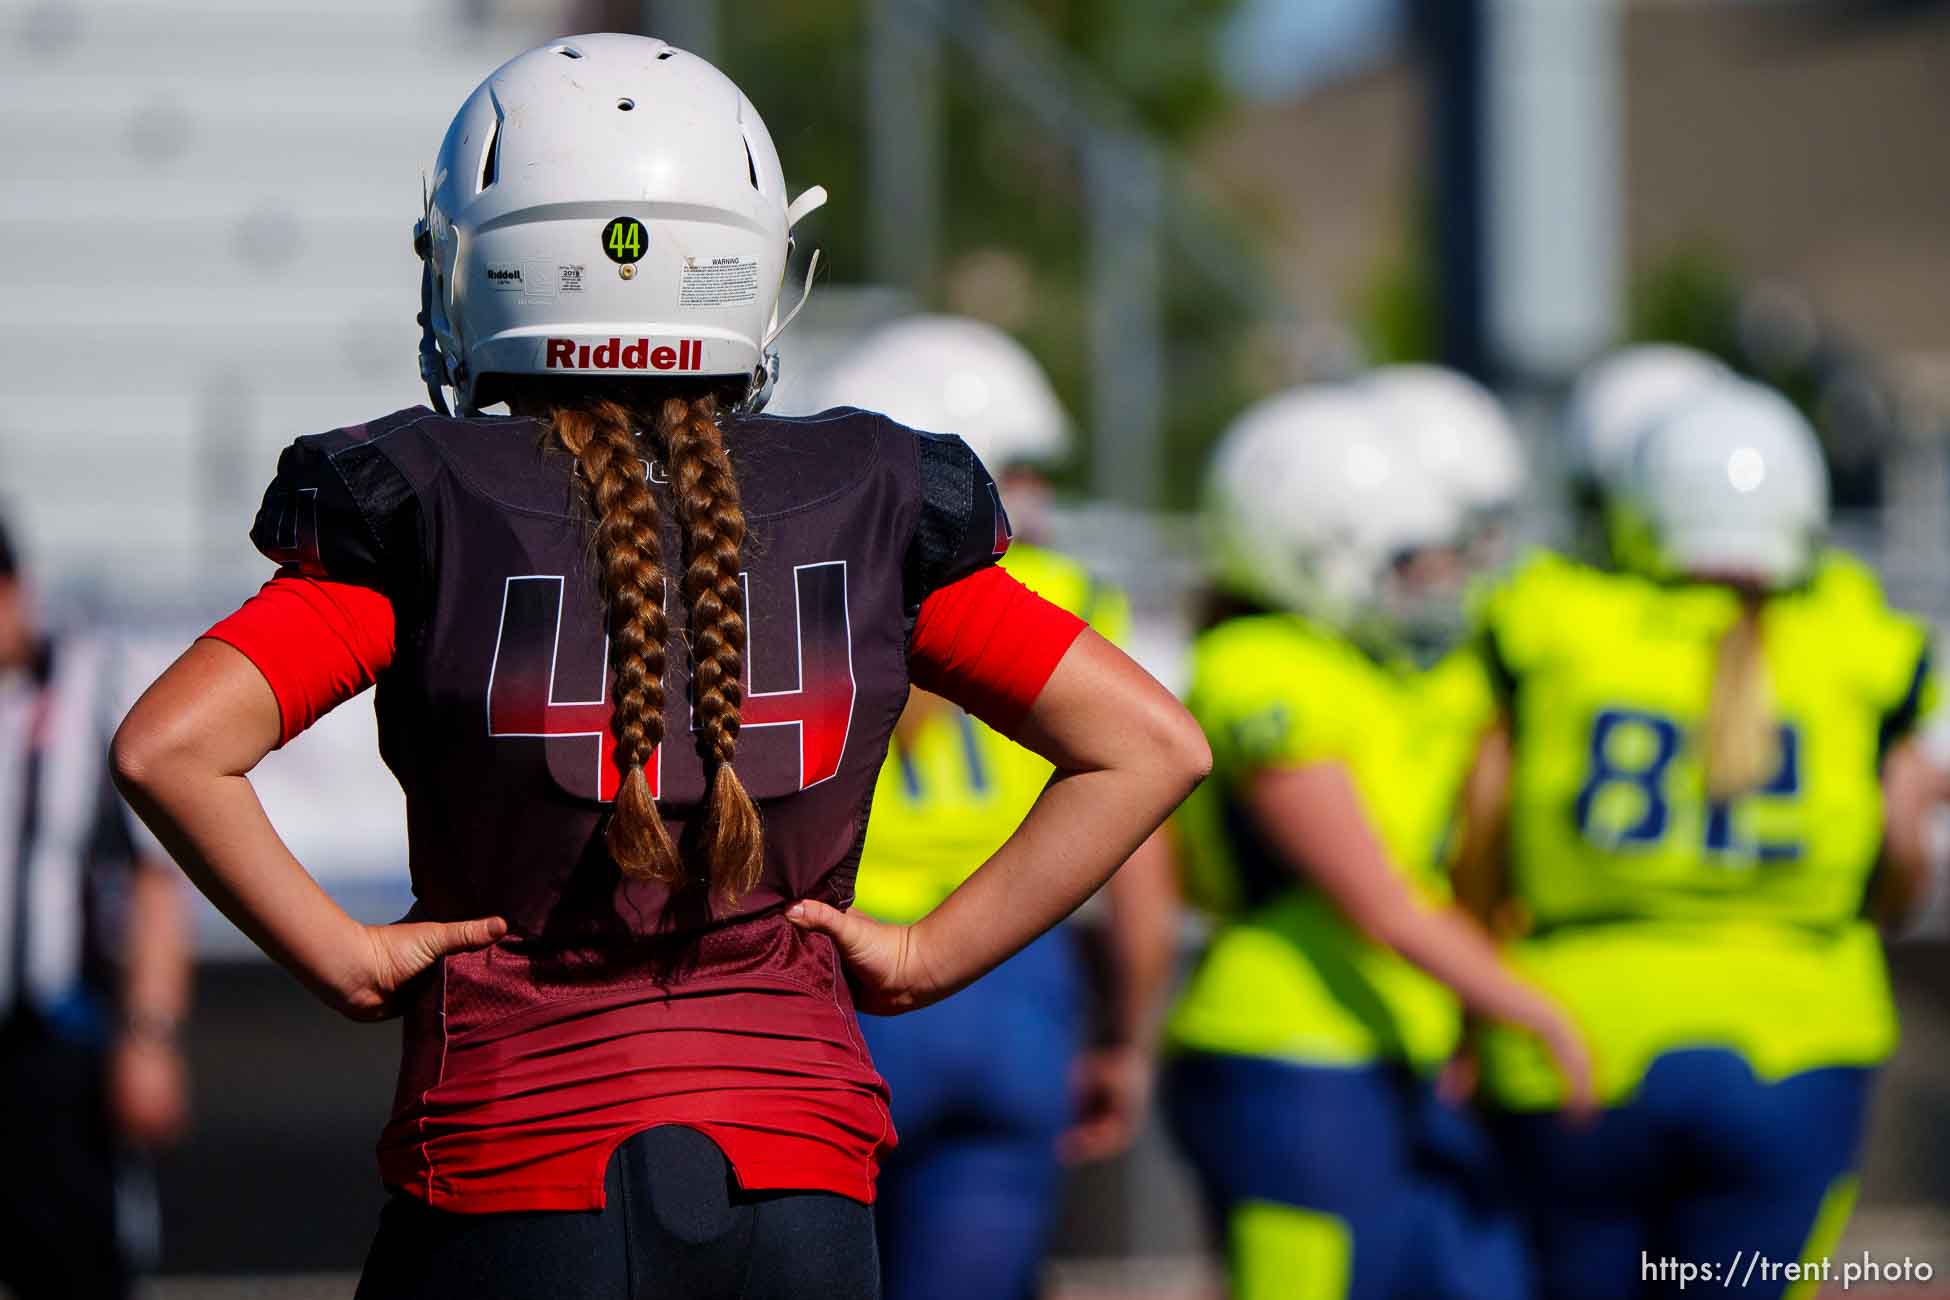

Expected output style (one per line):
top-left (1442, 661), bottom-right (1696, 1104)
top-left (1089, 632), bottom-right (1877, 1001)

top-left (356, 1123), bottom-right (880, 1299)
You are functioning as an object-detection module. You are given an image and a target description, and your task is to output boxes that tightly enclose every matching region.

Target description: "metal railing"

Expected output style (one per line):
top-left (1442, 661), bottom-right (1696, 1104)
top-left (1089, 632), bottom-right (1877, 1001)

top-left (865, 0), bottom-right (1294, 508)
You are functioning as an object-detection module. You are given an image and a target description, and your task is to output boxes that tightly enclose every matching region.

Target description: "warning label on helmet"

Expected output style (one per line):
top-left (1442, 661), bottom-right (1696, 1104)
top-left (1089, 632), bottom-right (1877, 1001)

top-left (680, 257), bottom-right (759, 307)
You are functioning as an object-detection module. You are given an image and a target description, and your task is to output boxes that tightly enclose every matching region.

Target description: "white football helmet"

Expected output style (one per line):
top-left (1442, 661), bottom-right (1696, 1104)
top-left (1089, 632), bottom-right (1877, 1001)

top-left (1204, 387), bottom-right (1466, 639)
top-left (803, 315), bottom-right (1073, 472)
top-left (417, 34), bottom-right (827, 412)
top-left (1362, 364), bottom-right (1526, 520)
top-left (1622, 378), bottom-right (1828, 588)
top-left (1565, 344), bottom-right (1728, 495)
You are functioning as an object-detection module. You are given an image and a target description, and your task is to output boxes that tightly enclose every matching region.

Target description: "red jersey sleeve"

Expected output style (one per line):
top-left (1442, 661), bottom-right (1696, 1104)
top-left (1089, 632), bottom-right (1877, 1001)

top-left (908, 565), bottom-right (1087, 737)
top-left (203, 574), bottom-right (398, 746)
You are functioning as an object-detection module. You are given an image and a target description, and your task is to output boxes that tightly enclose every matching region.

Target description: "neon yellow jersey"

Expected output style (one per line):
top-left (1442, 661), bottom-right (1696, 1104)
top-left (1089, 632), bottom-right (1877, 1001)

top-left (1477, 548), bottom-right (1934, 1109)
top-left (850, 542), bottom-right (1130, 925)
top-left (1164, 614), bottom-right (1497, 1071)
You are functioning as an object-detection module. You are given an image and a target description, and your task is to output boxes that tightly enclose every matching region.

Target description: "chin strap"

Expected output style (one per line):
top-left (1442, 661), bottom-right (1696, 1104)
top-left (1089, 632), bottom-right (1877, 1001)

top-left (413, 178), bottom-right (454, 416)
top-left (745, 185), bottom-right (832, 414)
top-left (760, 185), bottom-right (830, 356)
top-left (761, 247), bottom-right (821, 355)
top-left (762, 185), bottom-right (829, 354)
top-left (785, 184), bottom-right (829, 231)
top-left (415, 253), bottom-right (452, 417)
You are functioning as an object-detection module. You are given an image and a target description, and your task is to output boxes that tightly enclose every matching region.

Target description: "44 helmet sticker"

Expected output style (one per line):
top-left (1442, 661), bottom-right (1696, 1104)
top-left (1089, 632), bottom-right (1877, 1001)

top-left (600, 216), bottom-right (647, 265)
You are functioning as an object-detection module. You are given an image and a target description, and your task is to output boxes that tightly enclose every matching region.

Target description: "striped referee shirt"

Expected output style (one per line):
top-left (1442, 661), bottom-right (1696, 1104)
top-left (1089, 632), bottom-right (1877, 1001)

top-left (0, 636), bottom-right (148, 1024)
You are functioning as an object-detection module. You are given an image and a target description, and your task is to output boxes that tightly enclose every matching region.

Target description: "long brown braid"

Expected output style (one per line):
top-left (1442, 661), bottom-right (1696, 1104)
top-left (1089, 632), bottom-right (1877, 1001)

top-left (659, 393), bottom-right (764, 901)
top-left (546, 398), bottom-right (680, 884)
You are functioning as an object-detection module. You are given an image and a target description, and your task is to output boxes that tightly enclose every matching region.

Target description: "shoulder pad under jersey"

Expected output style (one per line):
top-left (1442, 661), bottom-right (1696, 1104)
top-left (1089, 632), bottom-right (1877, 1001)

top-left (250, 408), bottom-right (430, 602)
top-left (902, 425), bottom-right (1012, 613)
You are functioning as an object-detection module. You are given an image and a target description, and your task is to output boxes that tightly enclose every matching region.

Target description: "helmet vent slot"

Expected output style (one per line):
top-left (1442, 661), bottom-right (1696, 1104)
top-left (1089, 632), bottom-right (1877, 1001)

top-left (553, 45), bottom-right (583, 59)
top-left (617, 98), bottom-right (635, 112)
top-left (478, 115), bottom-right (501, 192)
top-left (656, 49), bottom-right (675, 60)
top-left (743, 137), bottom-right (759, 190)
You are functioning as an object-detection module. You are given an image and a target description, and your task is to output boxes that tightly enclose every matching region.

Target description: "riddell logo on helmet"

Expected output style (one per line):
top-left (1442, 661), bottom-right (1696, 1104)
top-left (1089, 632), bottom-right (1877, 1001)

top-left (543, 338), bottom-right (703, 371)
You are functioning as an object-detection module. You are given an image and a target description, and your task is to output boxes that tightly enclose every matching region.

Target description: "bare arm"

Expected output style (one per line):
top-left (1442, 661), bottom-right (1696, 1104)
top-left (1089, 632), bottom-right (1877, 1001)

top-left (789, 630), bottom-right (1210, 1012)
top-left (1452, 721), bottom-right (1516, 933)
top-left (1246, 760), bottom-right (1592, 1111)
top-left (121, 856), bottom-right (191, 1038)
top-left (1097, 828), bottom-right (1179, 1056)
top-left (1061, 826), bottom-right (1180, 1163)
top-left (109, 855), bottom-right (194, 1147)
top-left (111, 639), bottom-right (504, 1020)
top-left (1876, 737), bottom-right (1940, 930)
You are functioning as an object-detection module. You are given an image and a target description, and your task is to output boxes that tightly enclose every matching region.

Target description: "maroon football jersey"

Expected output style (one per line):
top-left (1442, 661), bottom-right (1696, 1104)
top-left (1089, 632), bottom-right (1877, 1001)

top-left (249, 404), bottom-right (1011, 1209)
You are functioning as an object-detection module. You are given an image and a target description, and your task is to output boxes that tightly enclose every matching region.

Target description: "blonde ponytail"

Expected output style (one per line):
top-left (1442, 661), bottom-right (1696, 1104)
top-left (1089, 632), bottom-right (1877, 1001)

top-left (1703, 593), bottom-right (1777, 801)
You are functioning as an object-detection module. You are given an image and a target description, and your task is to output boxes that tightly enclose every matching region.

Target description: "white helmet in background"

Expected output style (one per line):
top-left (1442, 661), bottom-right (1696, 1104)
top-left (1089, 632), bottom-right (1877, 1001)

top-left (1204, 387), bottom-right (1466, 638)
top-left (1565, 344), bottom-right (1728, 495)
top-left (418, 33), bottom-right (828, 412)
top-left (805, 315), bottom-right (1073, 472)
top-left (1362, 364), bottom-right (1526, 519)
top-left (1624, 378), bottom-right (1828, 589)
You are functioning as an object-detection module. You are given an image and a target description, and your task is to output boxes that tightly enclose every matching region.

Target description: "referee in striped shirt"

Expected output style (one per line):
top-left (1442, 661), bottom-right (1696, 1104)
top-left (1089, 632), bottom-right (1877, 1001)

top-left (0, 516), bottom-right (191, 1299)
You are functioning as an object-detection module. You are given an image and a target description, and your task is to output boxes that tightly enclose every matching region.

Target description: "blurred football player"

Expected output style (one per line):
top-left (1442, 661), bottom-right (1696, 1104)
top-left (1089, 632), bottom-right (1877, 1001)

top-left (1161, 386), bottom-right (1591, 1300)
top-left (1463, 378), bottom-right (1936, 1300)
top-left (1562, 344), bottom-right (1728, 566)
top-left (110, 34), bottom-right (1207, 1299)
top-left (805, 315), bottom-right (1180, 1300)
top-left (0, 516), bottom-right (191, 1300)
top-left (1362, 363), bottom-right (1527, 573)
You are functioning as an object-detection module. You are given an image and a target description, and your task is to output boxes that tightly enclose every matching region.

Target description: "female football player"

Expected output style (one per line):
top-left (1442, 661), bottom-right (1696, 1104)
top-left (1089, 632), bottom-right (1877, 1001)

top-left (1463, 378), bottom-right (1936, 1300)
top-left (107, 35), bottom-right (1208, 1300)
top-left (1362, 363), bottom-right (1528, 574)
top-left (802, 315), bottom-right (1180, 1300)
top-left (1161, 385), bottom-right (1592, 1300)
top-left (1562, 344), bottom-right (1728, 566)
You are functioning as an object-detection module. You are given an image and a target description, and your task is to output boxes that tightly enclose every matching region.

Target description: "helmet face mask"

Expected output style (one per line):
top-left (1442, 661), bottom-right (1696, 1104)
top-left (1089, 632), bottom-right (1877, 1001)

top-left (417, 34), bottom-right (825, 414)
top-left (1376, 543), bottom-right (1472, 659)
top-left (1459, 505), bottom-right (1519, 578)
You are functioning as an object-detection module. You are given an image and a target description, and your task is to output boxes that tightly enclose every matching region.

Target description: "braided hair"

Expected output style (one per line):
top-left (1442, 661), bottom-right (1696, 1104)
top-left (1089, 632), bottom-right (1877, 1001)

top-left (540, 385), bottom-right (762, 900)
